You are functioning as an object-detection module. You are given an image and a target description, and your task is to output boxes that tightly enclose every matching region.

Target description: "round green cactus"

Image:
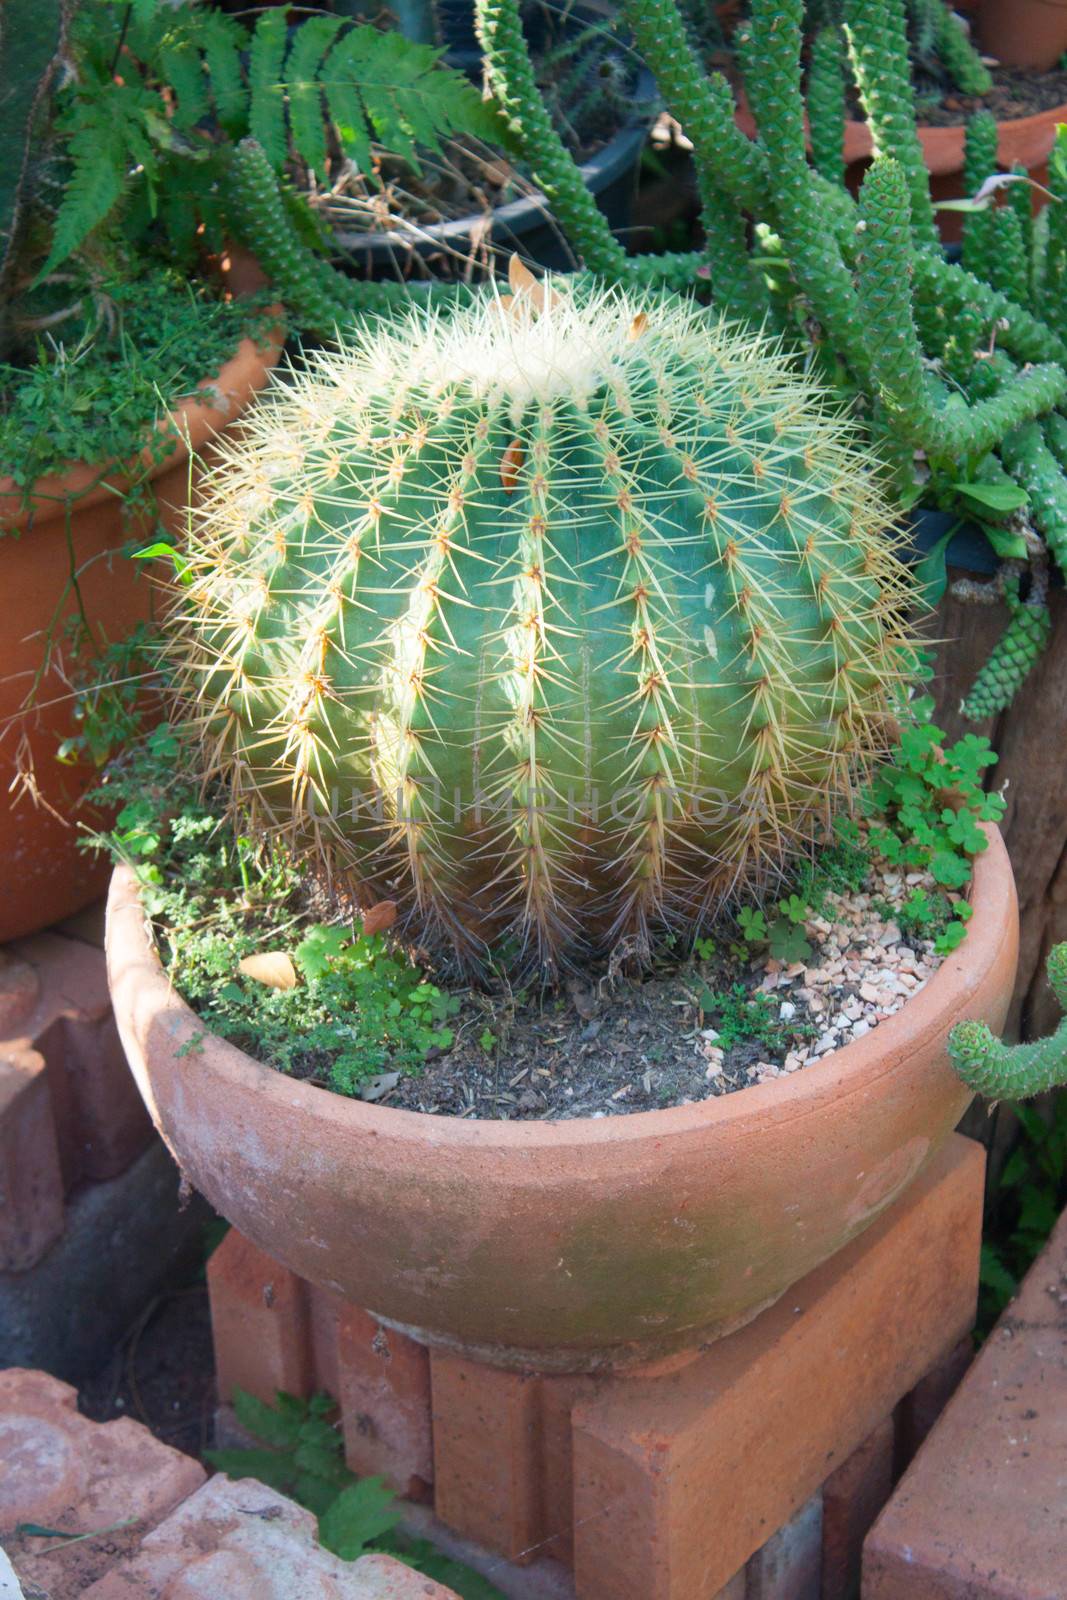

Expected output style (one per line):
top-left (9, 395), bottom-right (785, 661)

top-left (171, 276), bottom-right (915, 973)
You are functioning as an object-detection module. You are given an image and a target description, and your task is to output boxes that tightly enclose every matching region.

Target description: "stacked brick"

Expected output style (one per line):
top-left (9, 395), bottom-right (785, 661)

top-left (863, 1204), bottom-right (1067, 1599)
top-left (0, 1369), bottom-right (459, 1600)
top-left (0, 934), bottom-right (152, 1273)
top-left (207, 1134), bottom-right (987, 1600)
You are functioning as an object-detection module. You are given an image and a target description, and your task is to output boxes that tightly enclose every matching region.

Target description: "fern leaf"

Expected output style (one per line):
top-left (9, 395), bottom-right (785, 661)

top-left (321, 31), bottom-right (375, 178)
top-left (286, 16), bottom-right (347, 181)
top-left (36, 122), bottom-right (125, 279)
top-left (198, 13), bottom-right (249, 139)
top-left (249, 8), bottom-right (289, 169)
top-left (160, 39), bottom-right (209, 132)
top-left (326, 29), bottom-right (509, 177)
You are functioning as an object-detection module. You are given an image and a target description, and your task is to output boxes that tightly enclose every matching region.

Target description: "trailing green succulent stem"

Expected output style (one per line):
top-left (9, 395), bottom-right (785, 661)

top-left (473, 0), bottom-right (628, 278)
top-left (843, 0), bottom-right (939, 248)
top-left (949, 945), bottom-right (1067, 1098)
top-left (960, 580), bottom-right (1050, 721)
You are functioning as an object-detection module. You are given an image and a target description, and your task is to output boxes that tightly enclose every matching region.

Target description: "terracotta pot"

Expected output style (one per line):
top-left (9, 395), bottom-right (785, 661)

top-left (0, 307), bottom-right (283, 944)
top-left (979, 0), bottom-right (1067, 71)
top-left (733, 90), bottom-right (1067, 246)
top-left (842, 104), bottom-right (1067, 244)
top-left (106, 825), bottom-right (1018, 1373)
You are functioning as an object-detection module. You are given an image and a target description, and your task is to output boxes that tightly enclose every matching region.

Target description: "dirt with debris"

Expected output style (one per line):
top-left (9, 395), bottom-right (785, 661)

top-left (385, 856), bottom-right (952, 1121)
top-left (850, 63), bottom-right (1067, 129)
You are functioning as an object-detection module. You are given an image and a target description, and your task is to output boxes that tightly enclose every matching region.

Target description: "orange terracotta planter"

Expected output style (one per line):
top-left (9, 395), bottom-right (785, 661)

top-left (842, 104), bottom-right (1067, 242)
top-left (106, 825), bottom-right (1018, 1374)
top-left (0, 313), bottom-right (282, 944)
top-left (733, 92), bottom-right (1067, 244)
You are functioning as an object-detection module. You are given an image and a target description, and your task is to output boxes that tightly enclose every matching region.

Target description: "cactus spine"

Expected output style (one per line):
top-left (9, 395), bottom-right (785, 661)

top-left (950, 945), bottom-right (1067, 1098)
top-left (171, 276), bottom-right (914, 974)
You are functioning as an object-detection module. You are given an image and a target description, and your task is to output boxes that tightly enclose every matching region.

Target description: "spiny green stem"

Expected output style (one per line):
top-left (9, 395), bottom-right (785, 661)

top-left (924, 0), bottom-right (992, 95)
top-left (949, 945), bottom-right (1067, 1098)
top-left (960, 580), bottom-right (1050, 721)
top-left (473, 0), bottom-right (628, 278)
top-left (1000, 420), bottom-right (1067, 577)
top-left (843, 0), bottom-right (939, 249)
top-left (856, 160), bottom-right (1067, 461)
top-left (807, 26), bottom-right (847, 189)
top-left (743, 0), bottom-right (870, 383)
top-left (621, 0), bottom-right (767, 216)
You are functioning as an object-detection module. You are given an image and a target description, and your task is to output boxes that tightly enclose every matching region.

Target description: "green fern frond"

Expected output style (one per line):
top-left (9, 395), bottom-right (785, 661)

top-left (285, 15), bottom-right (347, 182)
top-left (249, 9), bottom-right (289, 169)
top-left (159, 38), bottom-right (209, 132)
top-left (36, 119), bottom-right (126, 280)
top-left (197, 14), bottom-right (248, 138)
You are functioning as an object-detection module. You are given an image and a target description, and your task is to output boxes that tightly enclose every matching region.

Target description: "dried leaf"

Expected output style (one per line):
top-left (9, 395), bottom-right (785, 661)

top-left (508, 252), bottom-right (544, 310)
top-left (628, 311), bottom-right (649, 341)
top-left (500, 438), bottom-right (524, 494)
top-left (238, 952), bottom-right (298, 991)
top-left (361, 900), bottom-right (398, 937)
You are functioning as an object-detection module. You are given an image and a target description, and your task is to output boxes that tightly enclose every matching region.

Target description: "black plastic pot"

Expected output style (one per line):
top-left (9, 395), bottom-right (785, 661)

top-left (907, 505), bottom-right (999, 577)
top-left (331, 84), bottom-right (654, 277)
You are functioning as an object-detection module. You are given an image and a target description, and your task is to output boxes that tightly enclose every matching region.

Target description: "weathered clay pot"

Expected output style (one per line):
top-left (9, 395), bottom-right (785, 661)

top-left (842, 103), bottom-right (1067, 244)
top-left (734, 92), bottom-right (1067, 245)
top-left (0, 311), bottom-right (282, 944)
top-left (106, 826), bottom-right (1018, 1373)
top-left (979, 0), bottom-right (1067, 70)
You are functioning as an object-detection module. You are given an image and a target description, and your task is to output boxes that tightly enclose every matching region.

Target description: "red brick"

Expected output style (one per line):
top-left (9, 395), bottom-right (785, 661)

top-left (430, 1352), bottom-right (543, 1563)
top-left (714, 1571), bottom-right (746, 1600)
top-left (570, 1134), bottom-right (984, 1600)
top-left (822, 1417), bottom-right (895, 1600)
top-left (81, 1476), bottom-right (460, 1599)
top-left (0, 952), bottom-right (39, 1034)
top-left (337, 1305), bottom-right (434, 1500)
top-left (0, 1048), bottom-right (64, 1269)
top-left (862, 1206), bottom-right (1067, 1600)
top-left (0, 933), bottom-right (152, 1252)
top-left (895, 1335), bottom-right (974, 1471)
top-left (207, 1227), bottom-right (312, 1404)
top-left (0, 1367), bottom-right (204, 1599)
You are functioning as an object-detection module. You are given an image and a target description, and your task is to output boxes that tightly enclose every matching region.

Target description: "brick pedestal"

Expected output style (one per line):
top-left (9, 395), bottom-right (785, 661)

top-left (208, 1133), bottom-right (986, 1600)
top-left (0, 928), bottom-right (209, 1378)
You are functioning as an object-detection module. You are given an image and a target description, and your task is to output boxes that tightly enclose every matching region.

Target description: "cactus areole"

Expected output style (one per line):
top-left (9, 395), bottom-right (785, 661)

top-left (174, 274), bottom-right (916, 974)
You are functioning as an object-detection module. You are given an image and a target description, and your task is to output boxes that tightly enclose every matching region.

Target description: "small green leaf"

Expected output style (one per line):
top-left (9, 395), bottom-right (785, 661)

top-left (318, 1478), bottom-right (401, 1561)
top-left (913, 525), bottom-right (957, 606)
top-left (955, 481), bottom-right (1029, 513)
top-left (233, 1387), bottom-right (305, 1449)
top-left (980, 522), bottom-right (1029, 561)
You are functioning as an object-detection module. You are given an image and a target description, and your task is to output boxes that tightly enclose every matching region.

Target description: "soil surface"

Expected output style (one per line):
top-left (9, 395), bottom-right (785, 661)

top-left (78, 1279), bottom-right (218, 1459)
top-left (855, 64), bottom-right (1067, 128)
top-left (383, 854), bottom-right (949, 1120)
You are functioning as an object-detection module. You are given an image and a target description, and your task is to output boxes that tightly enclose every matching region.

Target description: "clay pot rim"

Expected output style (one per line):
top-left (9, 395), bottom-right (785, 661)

top-left (106, 820), bottom-right (1012, 1149)
top-left (842, 100), bottom-right (1067, 175)
top-left (0, 305), bottom-right (284, 534)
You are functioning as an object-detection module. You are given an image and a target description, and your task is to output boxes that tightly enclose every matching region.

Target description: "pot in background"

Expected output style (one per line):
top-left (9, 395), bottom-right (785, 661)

top-left (0, 308), bottom-right (282, 944)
